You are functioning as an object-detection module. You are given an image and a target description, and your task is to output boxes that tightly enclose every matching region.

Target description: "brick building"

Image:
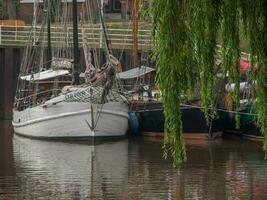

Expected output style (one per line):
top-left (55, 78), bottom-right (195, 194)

top-left (18, 0), bottom-right (136, 24)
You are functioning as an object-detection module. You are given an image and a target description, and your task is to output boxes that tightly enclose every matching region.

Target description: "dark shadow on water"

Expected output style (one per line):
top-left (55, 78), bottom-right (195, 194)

top-left (14, 132), bottom-right (127, 146)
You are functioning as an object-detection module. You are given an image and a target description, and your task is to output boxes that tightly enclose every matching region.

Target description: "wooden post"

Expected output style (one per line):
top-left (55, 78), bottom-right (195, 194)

top-left (73, 0), bottom-right (80, 85)
top-left (12, 48), bottom-right (21, 95)
top-left (3, 48), bottom-right (14, 119)
top-left (132, 0), bottom-right (139, 68)
top-left (15, 20), bottom-right (18, 41)
top-left (0, 48), bottom-right (4, 119)
top-left (0, 25), bottom-right (2, 45)
top-left (0, 121), bottom-right (13, 173)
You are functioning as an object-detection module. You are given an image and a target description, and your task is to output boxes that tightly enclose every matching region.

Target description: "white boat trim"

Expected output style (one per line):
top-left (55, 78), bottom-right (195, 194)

top-left (12, 108), bottom-right (129, 127)
top-left (20, 69), bottom-right (70, 81)
top-left (225, 81), bottom-right (249, 92)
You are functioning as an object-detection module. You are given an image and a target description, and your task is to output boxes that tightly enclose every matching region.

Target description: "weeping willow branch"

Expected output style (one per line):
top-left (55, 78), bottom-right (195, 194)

top-left (221, 0), bottom-right (241, 127)
top-left (152, 0), bottom-right (196, 165)
top-left (152, 0), bottom-right (267, 165)
top-left (189, 0), bottom-right (221, 121)
top-left (243, 0), bottom-right (267, 158)
top-left (140, 0), bottom-right (151, 20)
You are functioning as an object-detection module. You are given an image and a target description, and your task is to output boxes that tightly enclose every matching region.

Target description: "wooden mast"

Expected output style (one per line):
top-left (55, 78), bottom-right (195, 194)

top-left (132, 0), bottom-right (139, 68)
top-left (47, 0), bottom-right (52, 68)
top-left (72, 0), bottom-right (80, 85)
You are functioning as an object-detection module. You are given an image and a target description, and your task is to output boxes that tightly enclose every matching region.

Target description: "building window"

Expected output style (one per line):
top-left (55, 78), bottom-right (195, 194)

top-left (104, 0), bottom-right (121, 13)
top-left (113, 0), bottom-right (121, 11)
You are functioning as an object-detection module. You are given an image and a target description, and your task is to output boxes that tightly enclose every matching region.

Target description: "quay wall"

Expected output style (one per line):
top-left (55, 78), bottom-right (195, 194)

top-left (0, 48), bottom-right (21, 120)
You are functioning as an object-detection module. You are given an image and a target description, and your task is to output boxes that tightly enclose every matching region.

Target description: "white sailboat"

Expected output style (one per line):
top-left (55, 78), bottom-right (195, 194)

top-left (12, 0), bottom-right (129, 138)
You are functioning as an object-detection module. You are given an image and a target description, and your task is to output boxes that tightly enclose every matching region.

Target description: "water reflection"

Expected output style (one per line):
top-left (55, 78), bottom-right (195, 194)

top-left (12, 136), bottom-right (129, 200)
top-left (184, 140), bottom-right (267, 200)
top-left (0, 121), bottom-right (14, 176)
top-left (0, 121), bottom-right (267, 199)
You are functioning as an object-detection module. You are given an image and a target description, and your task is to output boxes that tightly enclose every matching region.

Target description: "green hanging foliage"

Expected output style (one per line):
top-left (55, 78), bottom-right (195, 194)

top-left (45, 0), bottom-right (62, 23)
top-left (140, 0), bottom-right (151, 21)
top-left (221, 0), bottom-right (241, 127)
top-left (242, 0), bottom-right (267, 158)
top-left (15, 0), bottom-right (20, 13)
top-left (152, 0), bottom-right (267, 165)
top-left (0, 0), bottom-right (19, 19)
top-left (189, 0), bottom-right (222, 121)
top-left (152, 0), bottom-right (197, 165)
top-left (0, 1), bottom-right (3, 19)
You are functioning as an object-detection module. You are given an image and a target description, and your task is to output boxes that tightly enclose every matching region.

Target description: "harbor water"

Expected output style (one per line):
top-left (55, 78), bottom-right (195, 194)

top-left (1, 121), bottom-right (267, 200)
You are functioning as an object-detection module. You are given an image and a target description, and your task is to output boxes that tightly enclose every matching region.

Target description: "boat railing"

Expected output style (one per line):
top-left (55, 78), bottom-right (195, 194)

top-left (14, 88), bottom-right (62, 110)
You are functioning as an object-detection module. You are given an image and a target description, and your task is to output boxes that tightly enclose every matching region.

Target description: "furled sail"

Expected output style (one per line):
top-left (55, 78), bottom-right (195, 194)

top-left (51, 58), bottom-right (73, 70)
top-left (81, 26), bottom-right (97, 84)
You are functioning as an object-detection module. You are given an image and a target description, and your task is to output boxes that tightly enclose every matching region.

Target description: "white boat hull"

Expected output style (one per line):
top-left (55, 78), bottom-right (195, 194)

top-left (13, 100), bottom-right (129, 138)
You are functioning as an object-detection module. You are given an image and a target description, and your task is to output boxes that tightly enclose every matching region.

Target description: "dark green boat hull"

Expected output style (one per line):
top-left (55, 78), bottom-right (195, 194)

top-left (132, 102), bottom-right (225, 137)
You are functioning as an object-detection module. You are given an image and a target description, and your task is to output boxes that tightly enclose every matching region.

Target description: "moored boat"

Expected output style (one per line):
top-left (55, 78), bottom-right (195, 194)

top-left (13, 98), bottom-right (128, 138)
top-left (224, 105), bottom-right (263, 141)
top-left (223, 58), bottom-right (264, 140)
top-left (12, 0), bottom-right (129, 139)
top-left (130, 101), bottom-right (225, 139)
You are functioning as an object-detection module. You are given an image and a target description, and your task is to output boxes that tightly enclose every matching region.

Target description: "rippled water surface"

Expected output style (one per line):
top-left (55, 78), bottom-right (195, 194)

top-left (1, 121), bottom-right (267, 200)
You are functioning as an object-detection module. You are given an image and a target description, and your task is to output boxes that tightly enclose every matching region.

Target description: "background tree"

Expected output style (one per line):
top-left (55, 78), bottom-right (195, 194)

top-left (50, 0), bottom-right (62, 22)
top-left (1, 0), bottom-right (19, 19)
top-left (0, 0), bottom-right (2, 19)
